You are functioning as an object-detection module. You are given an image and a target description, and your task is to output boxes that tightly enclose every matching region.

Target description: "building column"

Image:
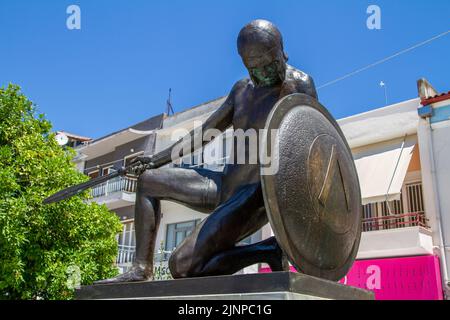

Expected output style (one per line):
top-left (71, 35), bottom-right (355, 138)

top-left (417, 104), bottom-right (450, 299)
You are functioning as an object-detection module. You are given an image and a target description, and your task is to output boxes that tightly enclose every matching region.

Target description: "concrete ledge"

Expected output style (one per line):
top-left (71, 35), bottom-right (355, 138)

top-left (76, 272), bottom-right (374, 300)
top-left (357, 226), bottom-right (433, 259)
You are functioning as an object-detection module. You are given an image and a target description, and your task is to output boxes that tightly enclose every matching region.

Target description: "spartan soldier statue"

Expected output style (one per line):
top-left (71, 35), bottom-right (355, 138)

top-left (80, 19), bottom-right (361, 284)
top-left (46, 19), bottom-right (361, 284)
top-left (94, 19), bottom-right (318, 283)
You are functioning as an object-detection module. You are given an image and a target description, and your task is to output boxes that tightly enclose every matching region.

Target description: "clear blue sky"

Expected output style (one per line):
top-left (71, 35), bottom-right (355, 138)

top-left (1, 0), bottom-right (449, 139)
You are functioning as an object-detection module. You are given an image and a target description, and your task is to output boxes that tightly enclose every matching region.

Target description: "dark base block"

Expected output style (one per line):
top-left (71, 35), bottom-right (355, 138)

top-left (76, 272), bottom-right (374, 300)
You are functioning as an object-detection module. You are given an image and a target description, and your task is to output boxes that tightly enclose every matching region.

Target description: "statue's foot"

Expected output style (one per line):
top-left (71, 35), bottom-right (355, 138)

top-left (265, 236), bottom-right (290, 272)
top-left (94, 265), bottom-right (152, 285)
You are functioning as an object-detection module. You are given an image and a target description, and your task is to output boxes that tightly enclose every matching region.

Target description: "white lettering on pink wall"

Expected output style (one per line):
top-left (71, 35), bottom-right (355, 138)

top-left (366, 265), bottom-right (382, 290)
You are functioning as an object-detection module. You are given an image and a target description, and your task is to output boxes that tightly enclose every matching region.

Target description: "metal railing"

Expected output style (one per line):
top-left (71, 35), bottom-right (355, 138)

top-left (115, 245), bottom-right (172, 266)
top-left (362, 211), bottom-right (429, 232)
top-left (116, 244), bottom-right (136, 265)
top-left (91, 176), bottom-right (138, 198)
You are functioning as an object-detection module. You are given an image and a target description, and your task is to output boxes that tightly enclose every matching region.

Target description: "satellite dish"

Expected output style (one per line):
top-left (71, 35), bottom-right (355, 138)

top-left (55, 132), bottom-right (69, 146)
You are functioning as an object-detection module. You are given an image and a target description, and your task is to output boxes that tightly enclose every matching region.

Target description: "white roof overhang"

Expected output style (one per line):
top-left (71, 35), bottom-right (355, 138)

top-left (338, 98), bottom-right (419, 149)
top-left (77, 128), bottom-right (154, 159)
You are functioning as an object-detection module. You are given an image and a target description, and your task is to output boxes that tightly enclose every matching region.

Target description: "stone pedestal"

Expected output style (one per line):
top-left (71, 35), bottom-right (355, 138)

top-left (76, 271), bottom-right (373, 300)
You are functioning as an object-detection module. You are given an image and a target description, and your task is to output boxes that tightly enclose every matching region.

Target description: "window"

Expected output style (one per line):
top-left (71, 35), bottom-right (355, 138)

top-left (87, 170), bottom-right (99, 179)
top-left (362, 203), bottom-right (377, 231)
top-left (362, 198), bottom-right (404, 231)
top-left (406, 182), bottom-right (425, 226)
top-left (102, 166), bottom-right (115, 176)
top-left (361, 182), bottom-right (427, 232)
top-left (165, 220), bottom-right (201, 257)
top-left (406, 182), bottom-right (424, 213)
top-left (380, 198), bottom-right (404, 230)
top-left (118, 220), bottom-right (135, 248)
top-left (116, 220), bottom-right (136, 265)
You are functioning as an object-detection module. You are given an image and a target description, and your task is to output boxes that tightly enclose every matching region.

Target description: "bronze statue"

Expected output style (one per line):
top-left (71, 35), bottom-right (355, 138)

top-left (45, 19), bottom-right (362, 284)
top-left (96, 19), bottom-right (321, 283)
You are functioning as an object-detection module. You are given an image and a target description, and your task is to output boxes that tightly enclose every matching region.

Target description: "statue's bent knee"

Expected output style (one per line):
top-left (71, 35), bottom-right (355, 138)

top-left (169, 246), bottom-right (203, 278)
top-left (168, 249), bottom-right (187, 278)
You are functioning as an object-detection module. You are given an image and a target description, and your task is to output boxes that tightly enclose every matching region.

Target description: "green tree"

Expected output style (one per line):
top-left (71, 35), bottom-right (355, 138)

top-left (0, 84), bottom-right (122, 300)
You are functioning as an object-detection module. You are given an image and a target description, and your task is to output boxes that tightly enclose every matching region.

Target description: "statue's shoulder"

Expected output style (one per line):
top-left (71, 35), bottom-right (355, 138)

top-left (222, 78), bottom-right (251, 107)
top-left (286, 65), bottom-right (313, 84)
top-left (228, 78), bottom-right (251, 97)
top-left (232, 78), bottom-right (251, 91)
top-left (284, 65), bottom-right (318, 99)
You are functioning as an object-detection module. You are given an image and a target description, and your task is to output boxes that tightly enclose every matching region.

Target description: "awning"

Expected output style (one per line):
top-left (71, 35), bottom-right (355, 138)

top-left (354, 137), bottom-right (416, 205)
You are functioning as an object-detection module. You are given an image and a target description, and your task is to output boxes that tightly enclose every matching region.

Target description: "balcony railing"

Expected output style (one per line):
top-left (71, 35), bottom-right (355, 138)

top-left (115, 245), bottom-right (171, 266)
top-left (362, 211), bottom-right (429, 232)
top-left (91, 176), bottom-right (138, 198)
top-left (116, 244), bottom-right (135, 265)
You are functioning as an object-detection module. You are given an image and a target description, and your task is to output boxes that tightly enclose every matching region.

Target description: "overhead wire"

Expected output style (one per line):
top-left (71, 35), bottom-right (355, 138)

top-left (317, 29), bottom-right (450, 90)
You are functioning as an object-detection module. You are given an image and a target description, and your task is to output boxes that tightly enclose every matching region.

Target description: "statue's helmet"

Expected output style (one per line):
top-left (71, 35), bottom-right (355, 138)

top-left (237, 20), bottom-right (288, 87)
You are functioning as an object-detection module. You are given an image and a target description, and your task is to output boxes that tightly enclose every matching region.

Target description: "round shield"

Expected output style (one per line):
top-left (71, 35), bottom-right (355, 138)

top-left (260, 93), bottom-right (362, 281)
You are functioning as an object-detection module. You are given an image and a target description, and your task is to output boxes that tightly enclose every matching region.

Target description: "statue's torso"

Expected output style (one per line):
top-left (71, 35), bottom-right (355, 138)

top-left (220, 65), bottom-right (315, 202)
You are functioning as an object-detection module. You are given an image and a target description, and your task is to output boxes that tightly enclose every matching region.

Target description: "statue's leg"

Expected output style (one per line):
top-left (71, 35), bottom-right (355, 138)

top-left (94, 167), bottom-right (221, 284)
top-left (196, 236), bottom-right (288, 276)
top-left (169, 183), bottom-right (286, 278)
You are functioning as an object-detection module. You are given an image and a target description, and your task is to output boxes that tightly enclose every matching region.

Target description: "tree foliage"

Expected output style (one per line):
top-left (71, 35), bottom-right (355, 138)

top-left (0, 84), bottom-right (122, 300)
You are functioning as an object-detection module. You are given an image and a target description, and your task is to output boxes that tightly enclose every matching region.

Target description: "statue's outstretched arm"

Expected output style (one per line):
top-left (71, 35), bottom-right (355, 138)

top-left (149, 88), bottom-right (237, 169)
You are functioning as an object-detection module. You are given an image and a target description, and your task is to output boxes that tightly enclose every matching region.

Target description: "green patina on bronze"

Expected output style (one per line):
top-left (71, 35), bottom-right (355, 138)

top-left (249, 61), bottom-right (281, 86)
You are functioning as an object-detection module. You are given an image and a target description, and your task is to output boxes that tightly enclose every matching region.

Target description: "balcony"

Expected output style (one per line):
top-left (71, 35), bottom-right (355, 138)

top-left (116, 244), bottom-right (135, 266)
top-left (89, 176), bottom-right (137, 209)
top-left (116, 247), bottom-right (171, 263)
top-left (358, 211), bottom-right (433, 260)
top-left (91, 176), bottom-right (137, 197)
top-left (116, 244), bottom-right (172, 276)
top-left (362, 211), bottom-right (429, 232)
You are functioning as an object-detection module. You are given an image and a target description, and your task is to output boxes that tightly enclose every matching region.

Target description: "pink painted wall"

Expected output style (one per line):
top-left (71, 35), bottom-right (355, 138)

top-left (259, 255), bottom-right (444, 300)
